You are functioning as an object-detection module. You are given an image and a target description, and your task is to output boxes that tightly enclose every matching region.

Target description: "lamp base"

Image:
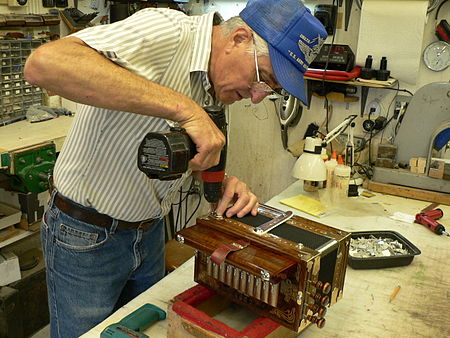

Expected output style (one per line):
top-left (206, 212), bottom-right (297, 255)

top-left (303, 180), bottom-right (321, 192)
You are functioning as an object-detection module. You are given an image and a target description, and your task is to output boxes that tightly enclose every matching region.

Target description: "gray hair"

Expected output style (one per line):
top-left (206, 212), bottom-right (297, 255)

top-left (220, 16), bottom-right (269, 56)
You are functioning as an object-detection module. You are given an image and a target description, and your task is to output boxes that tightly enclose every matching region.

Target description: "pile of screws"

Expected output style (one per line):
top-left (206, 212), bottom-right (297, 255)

top-left (349, 235), bottom-right (409, 258)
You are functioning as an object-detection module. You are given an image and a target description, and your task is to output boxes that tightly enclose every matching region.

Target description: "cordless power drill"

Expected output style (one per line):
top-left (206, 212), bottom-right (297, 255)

top-left (137, 106), bottom-right (227, 210)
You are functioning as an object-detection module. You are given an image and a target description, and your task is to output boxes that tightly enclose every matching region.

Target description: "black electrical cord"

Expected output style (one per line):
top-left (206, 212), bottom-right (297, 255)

top-left (182, 192), bottom-right (202, 230)
top-left (174, 187), bottom-right (182, 232)
top-left (320, 0), bottom-right (339, 150)
top-left (382, 87), bottom-right (414, 96)
top-left (435, 0), bottom-right (449, 19)
top-left (380, 81), bottom-right (401, 143)
top-left (353, 162), bottom-right (373, 179)
top-left (367, 111), bottom-right (374, 166)
top-left (171, 177), bottom-right (196, 232)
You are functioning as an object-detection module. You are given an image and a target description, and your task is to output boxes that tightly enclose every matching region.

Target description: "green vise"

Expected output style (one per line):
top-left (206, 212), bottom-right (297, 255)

top-left (0, 141), bottom-right (56, 194)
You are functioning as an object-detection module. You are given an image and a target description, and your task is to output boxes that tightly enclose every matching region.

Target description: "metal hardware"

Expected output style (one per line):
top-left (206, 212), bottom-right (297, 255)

top-left (260, 270), bottom-right (271, 281)
top-left (296, 291), bottom-right (303, 305)
top-left (254, 210), bottom-right (293, 234)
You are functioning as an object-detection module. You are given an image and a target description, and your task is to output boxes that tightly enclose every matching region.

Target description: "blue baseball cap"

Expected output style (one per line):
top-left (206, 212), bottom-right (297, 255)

top-left (240, 0), bottom-right (327, 105)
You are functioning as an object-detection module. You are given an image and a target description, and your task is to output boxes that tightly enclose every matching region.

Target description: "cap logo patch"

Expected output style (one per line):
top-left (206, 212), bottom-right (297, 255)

top-left (298, 34), bottom-right (325, 65)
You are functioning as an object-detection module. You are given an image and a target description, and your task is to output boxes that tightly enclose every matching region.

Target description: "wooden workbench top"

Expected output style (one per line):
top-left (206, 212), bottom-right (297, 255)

top-left (82, 181), bottom-right (450, 337)
top-left (0, 115), bottom-right (74, 153)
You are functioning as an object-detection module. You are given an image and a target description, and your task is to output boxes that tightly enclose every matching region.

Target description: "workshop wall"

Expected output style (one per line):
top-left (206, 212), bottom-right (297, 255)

top-left (2, 0), bottom-right (447, 205)
top-left (0, 0), bottom-right (107, 37)
top-left (216, 0), bottom-right (450, 203)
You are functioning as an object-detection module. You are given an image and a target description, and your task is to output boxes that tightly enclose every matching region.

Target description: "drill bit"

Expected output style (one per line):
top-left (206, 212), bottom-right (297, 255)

top-left (209, 202), bottom-right (223, 220)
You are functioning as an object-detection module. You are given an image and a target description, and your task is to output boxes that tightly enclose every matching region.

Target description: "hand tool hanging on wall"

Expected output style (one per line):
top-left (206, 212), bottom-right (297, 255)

top-left (345, 0), bottom-right (354, 31)
top-left (275, 92), bottom-right (302, 149)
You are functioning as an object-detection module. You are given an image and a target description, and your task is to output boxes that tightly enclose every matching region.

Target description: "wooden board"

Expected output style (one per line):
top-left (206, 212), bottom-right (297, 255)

top-left (0, 226), bottom-right (20, 243)
top-left (0, 116), bottom-right (73, 153)
top-left (366, 180), bottom-right (450, 205)
top-left (167, 285), bottom-right (297, 338)
top-left (165, 239), bottom-right (196, 273)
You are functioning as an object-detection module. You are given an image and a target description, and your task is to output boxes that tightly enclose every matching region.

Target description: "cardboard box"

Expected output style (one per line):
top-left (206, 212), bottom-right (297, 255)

top-left (0, 202), bottom-right (21, 231)
top-left (428, 160), bottom-right (445, 179)
top-left (0, 251), bottom-right (21, 286)
top-left (417, 157), bottom-right (427, 168)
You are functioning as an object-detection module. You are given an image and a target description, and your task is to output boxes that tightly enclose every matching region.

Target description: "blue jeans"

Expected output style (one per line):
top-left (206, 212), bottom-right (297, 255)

top-left (41, 191), bottom-right (165, 338)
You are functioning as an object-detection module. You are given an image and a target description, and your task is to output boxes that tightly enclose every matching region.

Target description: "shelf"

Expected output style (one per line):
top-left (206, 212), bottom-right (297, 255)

top-left (305, 76), bottom-right (398, 88)
top-left (305, 76), bottom-right (398, 114)
top-left (312, 92), bottom-right (359, 103)
top-left (0, 228), bottom-right (35, 249)
top-left (0, 14), bottom-right (60, 28)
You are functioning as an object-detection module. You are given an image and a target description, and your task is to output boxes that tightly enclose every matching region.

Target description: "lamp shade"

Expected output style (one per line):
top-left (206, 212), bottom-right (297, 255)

top-left (292, 137), bottom-right (327, 181)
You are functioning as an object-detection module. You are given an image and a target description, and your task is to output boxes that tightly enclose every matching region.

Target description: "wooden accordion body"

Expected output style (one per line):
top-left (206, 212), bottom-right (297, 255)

top-left (176, 205), bottom-right (350, 333)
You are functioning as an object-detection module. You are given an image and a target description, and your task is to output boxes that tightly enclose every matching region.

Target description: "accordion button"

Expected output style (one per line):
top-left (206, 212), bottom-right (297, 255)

top-left (322, 282), bottom-right (331, 295)
top-left (307, 315), bottom-right (326, 328)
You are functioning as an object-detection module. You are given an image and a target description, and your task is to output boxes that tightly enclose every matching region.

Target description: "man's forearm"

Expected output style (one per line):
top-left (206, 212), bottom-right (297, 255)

top-left (24, 37), bottom-right (199, 123)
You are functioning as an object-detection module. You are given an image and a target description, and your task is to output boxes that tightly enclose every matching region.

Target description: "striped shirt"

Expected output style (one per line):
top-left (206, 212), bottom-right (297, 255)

top-left (54, 9), bottom-right (223, 221)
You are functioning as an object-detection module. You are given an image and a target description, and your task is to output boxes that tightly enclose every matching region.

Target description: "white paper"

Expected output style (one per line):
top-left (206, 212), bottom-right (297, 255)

top-left (356, 0), bottom-right (429, 85)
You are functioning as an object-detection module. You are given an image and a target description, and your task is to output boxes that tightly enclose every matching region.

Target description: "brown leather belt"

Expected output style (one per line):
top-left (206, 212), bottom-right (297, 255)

top-left (53, 193), bottom-right (157, 231)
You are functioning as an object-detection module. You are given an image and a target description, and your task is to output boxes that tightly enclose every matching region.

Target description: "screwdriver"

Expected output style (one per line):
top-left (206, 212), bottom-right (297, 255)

top-left (415, 209), bottom-right (449, 236)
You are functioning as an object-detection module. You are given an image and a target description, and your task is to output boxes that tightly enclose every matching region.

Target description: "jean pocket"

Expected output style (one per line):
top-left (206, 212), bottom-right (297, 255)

top-left (55, 221), bottom-right (109, 251)
top-left (41, 211), bottom-right (49, 232)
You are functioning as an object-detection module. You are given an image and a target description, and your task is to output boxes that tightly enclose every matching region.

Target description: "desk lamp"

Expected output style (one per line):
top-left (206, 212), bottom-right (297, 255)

top-left (292, 114), bottom-right (357, 182)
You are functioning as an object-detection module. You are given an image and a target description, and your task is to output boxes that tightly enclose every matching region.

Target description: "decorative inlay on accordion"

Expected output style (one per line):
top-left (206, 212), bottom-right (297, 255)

top-left (176, 204), bottom-right (351, 333)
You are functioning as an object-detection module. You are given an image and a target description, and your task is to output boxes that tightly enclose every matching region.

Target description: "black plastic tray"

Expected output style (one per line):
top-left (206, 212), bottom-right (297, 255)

top-left (348, 231), bottom-right (421, 269)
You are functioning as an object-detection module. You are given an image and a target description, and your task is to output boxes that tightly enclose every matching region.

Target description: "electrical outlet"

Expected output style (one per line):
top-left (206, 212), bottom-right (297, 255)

top-left (336, 134), bottom-right (366, 150)
top-left (395, 95), bottom-right (412, 106)
top-left (365, 99), bottom-right (381, 116)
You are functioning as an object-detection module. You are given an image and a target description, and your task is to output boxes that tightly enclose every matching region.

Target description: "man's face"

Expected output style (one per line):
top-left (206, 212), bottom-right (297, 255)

top-left (210, 31), bottom-right (281, 105)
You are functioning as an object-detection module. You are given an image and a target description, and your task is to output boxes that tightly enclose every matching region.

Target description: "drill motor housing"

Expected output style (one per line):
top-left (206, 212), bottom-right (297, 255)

top-left (137, 106), bottom-right (227, 203)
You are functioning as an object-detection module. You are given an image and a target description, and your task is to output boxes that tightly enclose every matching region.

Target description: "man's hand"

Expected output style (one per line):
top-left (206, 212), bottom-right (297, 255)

top-left (215, 175), bottom-right (258, 218)
top-left (179, 108), bottom-right (226, 172)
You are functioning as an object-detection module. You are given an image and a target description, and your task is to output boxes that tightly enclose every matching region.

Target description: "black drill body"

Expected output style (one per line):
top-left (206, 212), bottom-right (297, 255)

top-left (137, 106), bottom-right (227, 204)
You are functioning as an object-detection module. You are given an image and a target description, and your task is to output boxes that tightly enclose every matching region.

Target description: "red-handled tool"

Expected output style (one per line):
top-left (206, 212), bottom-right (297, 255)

top-left (421, 208), bottom-right (443, 220)
top-left (415, 209), bottom-right (449, 236)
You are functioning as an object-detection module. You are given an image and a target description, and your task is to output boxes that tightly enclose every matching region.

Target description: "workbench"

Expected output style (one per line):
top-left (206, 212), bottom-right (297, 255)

top-left (0, 115), bottom-right (74, 247)
top-left (0, 115), bottom-right (74, 153)
top-left (83, 180), bottom-right (450, 337)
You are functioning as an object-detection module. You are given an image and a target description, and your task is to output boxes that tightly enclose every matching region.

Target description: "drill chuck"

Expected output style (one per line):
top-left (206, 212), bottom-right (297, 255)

top-left (201, 106), bottom-right (227, 204)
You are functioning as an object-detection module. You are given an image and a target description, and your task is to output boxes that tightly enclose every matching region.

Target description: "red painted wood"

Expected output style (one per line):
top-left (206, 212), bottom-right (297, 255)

top-left (171, 285), bottom-right (282, 338)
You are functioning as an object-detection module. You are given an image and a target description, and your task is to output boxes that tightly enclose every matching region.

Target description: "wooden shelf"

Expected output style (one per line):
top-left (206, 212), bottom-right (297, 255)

top-left (305, 76), bottom-right (398, 112)
top-left (305, 76), bottom-right (398, 88)
top-left (0, 228), bottom-right (35, 249)
top-left (312, 92), bottom-right (359, 102)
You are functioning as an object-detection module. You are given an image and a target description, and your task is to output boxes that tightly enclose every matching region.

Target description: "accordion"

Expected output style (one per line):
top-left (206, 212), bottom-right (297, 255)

top-left (176, 205), bottom-right (350, 333)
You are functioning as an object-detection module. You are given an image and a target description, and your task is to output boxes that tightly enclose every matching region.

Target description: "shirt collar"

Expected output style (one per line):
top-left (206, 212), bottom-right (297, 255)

top-left (190, 12), bottom-right (222, 72)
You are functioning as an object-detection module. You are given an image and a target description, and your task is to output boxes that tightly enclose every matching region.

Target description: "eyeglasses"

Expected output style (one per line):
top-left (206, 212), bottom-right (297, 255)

top-left (250, 47), bottom-right (283, 96)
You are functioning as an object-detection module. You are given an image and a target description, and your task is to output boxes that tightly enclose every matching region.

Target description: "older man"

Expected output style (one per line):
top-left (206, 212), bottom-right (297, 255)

top-left (24, 0), bottom-right (326, 336)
